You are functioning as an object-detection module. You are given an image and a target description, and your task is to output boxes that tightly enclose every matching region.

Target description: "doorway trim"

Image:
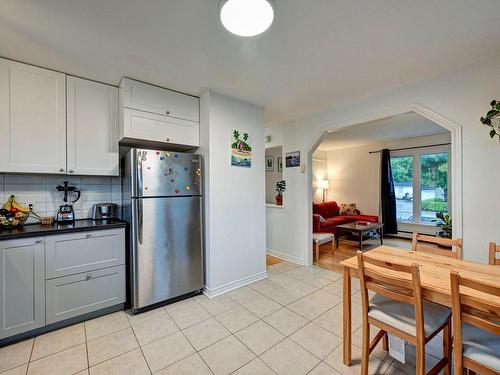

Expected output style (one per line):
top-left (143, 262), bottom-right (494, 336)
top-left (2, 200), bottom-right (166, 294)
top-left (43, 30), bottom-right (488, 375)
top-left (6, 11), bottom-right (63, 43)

top-left (305, 104), bottom-right (463, 266)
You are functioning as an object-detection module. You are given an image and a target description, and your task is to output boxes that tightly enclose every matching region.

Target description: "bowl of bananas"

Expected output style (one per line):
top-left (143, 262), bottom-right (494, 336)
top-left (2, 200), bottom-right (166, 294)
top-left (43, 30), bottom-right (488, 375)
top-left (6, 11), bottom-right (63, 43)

top-left (0, 195), bottom-right (31, 228)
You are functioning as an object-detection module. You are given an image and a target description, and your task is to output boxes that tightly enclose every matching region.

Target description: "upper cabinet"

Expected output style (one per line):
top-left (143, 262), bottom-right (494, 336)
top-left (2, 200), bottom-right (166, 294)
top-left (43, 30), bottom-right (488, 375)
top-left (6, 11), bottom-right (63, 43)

top-left (0, 58), bottom-right (67, 174)
top-left (67, 76), bottom-right (119, 176)
top-left (119, 78), bottom-right (200, 148)
top-left (0, 58), bottom-right (119, 176)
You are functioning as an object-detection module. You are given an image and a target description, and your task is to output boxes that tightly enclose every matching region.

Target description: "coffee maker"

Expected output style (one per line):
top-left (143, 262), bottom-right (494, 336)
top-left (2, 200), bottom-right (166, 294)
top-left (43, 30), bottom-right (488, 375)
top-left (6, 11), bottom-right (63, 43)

top-left (56, 181), bottom-right (81, 223)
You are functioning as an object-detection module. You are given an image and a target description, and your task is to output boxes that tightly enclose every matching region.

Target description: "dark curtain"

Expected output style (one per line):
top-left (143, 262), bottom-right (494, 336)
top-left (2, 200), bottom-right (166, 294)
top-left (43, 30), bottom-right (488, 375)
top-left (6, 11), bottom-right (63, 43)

top-left (380, 149), bottom-right (397, 235)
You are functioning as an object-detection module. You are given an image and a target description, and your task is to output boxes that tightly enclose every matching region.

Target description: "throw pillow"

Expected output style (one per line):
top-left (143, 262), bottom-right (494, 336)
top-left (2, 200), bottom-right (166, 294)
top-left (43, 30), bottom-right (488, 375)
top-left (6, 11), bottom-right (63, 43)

top-left (318, 215), bottom-right (326, 223)
top-left (340, 203), bottom-right (357, 216)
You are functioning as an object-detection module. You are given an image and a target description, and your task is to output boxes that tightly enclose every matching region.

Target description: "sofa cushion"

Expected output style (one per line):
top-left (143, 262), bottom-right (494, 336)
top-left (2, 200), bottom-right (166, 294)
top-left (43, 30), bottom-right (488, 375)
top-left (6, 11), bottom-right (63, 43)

top-left (323, 217), bottom-right (350, 227)
top-left (339, 203), bottom-right (357, 216)
top-left (313, 203), bottom-right (329, 218)
top-left (324, 201), bottom-right (340, 218)
top-left (348, 215), bottom-right (379, 223)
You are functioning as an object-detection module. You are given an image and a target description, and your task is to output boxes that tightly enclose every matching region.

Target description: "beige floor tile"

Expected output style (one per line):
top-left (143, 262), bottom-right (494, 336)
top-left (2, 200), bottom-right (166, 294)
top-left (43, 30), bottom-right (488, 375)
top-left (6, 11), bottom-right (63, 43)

top-left (0, 339), bottom-right (33, 373)
top-left (155, 353), bottom-right (212, 375)
top-left (126, 306), bottom-right (166, 326)
top-left (247, 278), bottom-right (281, 295)
top-left (225, 286), bottom-right (261, 304)
top-left (323, 344), bottom-right (391, 375)
top-left (263, 308), bottom-right (309, 336)
top-left (290, 323), bottom-right (342, 359)
top-left (308, 362), bottom-right (341, 374)
top-left (166, 301), bottom-right (211, 329)
top-left (331, 298), bottom-right (363, 321)
top-left (27, 343), bottom-right (87, 375)
top-left (75, 371), bottom-right (88, 375)
top-left (287, 295), bottom-right (330, 321)
top-left (267, 262), bottom-right (299, 275)
top-left (142, 331), bottom-right (195, 373)
top-left (285, 281), bottom-right (319, 298)
top-left (182, 318), bottom-right (230, 351)
top-left (131, 313), bottom-right (178, 346)
top-left (241, 295), bottom-right (282, 319)
top-left (268, 274), bottom-right (297, 287)
top-left (232, 357), bottom-right (276, 375)
top-left (199, 295), bottom-right (239, 316)
top-left (31, 323), bottom-right (85, 361)
top-left (322, 279), bottom-right (359, 297)
top-left (0, 364), bottom-right (28, 375)
top-left (389, 344), bottom-right (441, 374)
top-left (260, 338), bottom-right (320, 375)
top-left (313, 309), bottom-right (344, 337)
top-left (215, 306), bottom-right (259, 333)
top-left (307, 289), bottom-right (343, 309)
top-left (317, 269), bottom-right (343, 282)
top-left (352, 326), bottom-right (392, 363)
top-left (301, 273), bottom-right (335, 289)
top-left (199, 335), bottom-right (255, 375)
top-left (235, 320), bottom-right (285, 355)
top-left (265, 286), bottom-right (304, 305)
top-left (85, 311), bottom-right (130, 341)
top-left (89, 348), bottom-right (149, 375)
top-left (284, 266), bottom-right (322, 281)
top-left (87, 327), bottom-right (138, 366)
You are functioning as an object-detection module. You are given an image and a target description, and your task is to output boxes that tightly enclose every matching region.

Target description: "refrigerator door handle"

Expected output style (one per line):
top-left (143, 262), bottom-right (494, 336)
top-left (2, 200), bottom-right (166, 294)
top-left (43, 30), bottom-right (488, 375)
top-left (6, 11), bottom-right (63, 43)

top-left (137, 199), bottom-right (144, 245)
top-left (137, 151), bottom-right (143, 197)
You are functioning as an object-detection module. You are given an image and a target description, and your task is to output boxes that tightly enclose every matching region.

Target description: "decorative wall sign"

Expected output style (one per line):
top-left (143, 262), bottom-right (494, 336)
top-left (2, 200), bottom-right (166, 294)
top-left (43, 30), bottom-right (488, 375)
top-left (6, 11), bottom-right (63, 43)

top-left (285, 151), bottom-right (300, 168)
top-left (265, 156), bottom-right (274, 171)
top-left (231, 130), bottom-right (252, 168)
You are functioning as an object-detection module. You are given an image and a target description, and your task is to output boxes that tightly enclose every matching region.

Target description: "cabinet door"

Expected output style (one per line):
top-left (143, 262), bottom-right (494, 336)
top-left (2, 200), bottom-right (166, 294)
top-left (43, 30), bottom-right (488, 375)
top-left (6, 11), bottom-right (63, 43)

top-left (67, 76), bottom-right (119, 176)
top-left (46, 265), bottom-right (125, 324)
top-left (0, 237), bottom-right (45, 339)
top-left (122, 108), bottom-right (199, 147)
top-left (45, 228), bottom-right (125, 279)
top-left (0, 58), bottom-right (66, 174)
top-left (121, 78), bottom-right (199, 122)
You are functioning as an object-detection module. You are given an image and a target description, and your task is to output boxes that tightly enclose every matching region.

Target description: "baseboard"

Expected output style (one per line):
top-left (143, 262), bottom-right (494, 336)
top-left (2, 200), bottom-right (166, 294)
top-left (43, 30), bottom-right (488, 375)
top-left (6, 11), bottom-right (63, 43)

top-left (203, 271), bottom-right (268, 299)
top-left (266, 249), bottom-right (305, 265)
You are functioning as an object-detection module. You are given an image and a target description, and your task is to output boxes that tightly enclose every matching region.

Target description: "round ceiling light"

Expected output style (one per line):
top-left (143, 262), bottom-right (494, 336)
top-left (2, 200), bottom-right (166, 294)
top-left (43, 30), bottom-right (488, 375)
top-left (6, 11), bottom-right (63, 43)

top-left (219, 0), bottom-right (274, 37)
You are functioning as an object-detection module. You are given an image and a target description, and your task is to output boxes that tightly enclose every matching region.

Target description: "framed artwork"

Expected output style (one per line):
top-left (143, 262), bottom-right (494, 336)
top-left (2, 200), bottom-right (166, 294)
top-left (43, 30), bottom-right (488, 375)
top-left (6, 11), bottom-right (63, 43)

top-left (265, 156), bottom-right (274, 171)
top-left (231, 130), bottom-right (252, 168)
top-left (277, 156), bottom-right (283, 172)
top-left (285, 151), bottom-right (300, 168)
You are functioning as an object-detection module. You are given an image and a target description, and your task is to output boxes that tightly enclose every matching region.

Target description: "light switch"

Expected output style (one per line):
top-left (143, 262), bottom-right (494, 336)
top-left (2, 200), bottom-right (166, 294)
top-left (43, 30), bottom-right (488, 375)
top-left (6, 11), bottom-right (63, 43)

top-left (300, 164), bottom-right (306, 173)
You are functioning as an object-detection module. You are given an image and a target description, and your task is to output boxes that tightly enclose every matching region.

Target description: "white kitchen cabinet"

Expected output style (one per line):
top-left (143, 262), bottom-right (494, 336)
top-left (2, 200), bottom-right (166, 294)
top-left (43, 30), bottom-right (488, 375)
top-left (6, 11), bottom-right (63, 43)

top-left (0, 237), bottom-right (45, 339)
top-left (122, 108), bottom-right (200, 147)
top-left (67, 76), bottom-right (119, 176)
top-left (121, 78), bottom-right (199, 122)
top-left (0, 58), bottom-right (67, 174)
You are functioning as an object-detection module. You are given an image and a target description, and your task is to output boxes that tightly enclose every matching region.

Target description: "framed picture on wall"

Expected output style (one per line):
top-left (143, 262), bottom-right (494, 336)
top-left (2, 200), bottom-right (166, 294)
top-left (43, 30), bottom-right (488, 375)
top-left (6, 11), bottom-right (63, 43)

top-left (285, 151), bottom-right (300, 168)
top-left (265, 156), bottom-right (274, 171)
top-left (277, 156), bottom-right (283, 172)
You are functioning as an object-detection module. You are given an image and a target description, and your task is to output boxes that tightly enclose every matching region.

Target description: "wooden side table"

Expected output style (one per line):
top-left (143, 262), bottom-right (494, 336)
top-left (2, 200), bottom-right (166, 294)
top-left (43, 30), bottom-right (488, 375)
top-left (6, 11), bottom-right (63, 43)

top-left (312, 232), bottom-right (335, 262)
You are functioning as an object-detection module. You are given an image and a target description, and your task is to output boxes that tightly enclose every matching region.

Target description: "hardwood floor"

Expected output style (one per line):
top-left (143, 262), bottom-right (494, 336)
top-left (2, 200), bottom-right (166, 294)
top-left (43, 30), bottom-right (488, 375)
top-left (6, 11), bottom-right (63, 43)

top-left (314, 236), bottom-right (412, 272)
top-left (266, 254), bottom-right (283, 266)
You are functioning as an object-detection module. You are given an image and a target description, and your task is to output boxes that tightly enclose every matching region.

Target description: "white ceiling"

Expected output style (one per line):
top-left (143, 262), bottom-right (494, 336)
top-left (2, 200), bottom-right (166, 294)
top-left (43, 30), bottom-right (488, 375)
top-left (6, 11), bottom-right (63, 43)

top-left (316, 112), bottom-right (449, 151)
top-left (1, 0), bottom-right (499, 125)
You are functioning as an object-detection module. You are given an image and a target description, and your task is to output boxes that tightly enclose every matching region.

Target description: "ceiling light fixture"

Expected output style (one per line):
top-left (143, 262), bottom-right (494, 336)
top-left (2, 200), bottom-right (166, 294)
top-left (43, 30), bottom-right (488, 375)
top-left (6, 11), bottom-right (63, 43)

top-left (219, 0), bottom-right (275, 37)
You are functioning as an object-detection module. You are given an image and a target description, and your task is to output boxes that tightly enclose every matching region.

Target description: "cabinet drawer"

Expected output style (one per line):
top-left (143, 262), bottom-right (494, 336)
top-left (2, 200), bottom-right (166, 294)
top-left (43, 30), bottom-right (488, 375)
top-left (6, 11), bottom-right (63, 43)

top-left (121, 78), bottom-right (199, 122)
top-left (122, 108), bottom-right (199, 147)
top-left (45, 228), bottom-right (125, 279)
top-left (46, 265), bottom-right (125, 324)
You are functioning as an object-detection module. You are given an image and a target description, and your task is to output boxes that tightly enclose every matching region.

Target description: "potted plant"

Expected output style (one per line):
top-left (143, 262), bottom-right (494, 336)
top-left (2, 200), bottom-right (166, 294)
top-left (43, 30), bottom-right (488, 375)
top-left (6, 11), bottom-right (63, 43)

top-left (435, 212), bottom-right (452, 239)
top-left (275, 180), bottom-right (286, 206)
top-left (480, 99), bottom-right (500, 142)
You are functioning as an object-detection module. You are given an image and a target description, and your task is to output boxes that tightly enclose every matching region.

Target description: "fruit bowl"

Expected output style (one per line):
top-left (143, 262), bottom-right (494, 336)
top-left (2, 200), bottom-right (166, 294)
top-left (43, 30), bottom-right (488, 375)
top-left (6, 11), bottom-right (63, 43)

top-left (0, 195), bottom-right (31, 229)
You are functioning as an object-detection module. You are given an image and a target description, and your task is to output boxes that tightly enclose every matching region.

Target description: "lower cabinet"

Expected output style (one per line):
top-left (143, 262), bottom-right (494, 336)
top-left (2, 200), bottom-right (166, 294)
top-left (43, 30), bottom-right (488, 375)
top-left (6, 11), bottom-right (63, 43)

top-left (0, 237), bottom-right (45, 339)
top-left (46, 265), bottom-right (125, 324)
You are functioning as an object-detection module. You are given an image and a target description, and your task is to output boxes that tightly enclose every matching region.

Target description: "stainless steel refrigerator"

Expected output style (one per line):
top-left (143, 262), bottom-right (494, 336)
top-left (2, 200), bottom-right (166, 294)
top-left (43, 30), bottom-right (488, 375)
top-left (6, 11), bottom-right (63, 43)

top-left (122, 148), bottom-right (203, 312)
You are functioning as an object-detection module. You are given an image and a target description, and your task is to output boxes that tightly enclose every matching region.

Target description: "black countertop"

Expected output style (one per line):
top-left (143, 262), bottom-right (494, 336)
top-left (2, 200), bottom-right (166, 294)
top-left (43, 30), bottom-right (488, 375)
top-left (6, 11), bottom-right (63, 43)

top-left (0, 219), bottom-right (127, 240)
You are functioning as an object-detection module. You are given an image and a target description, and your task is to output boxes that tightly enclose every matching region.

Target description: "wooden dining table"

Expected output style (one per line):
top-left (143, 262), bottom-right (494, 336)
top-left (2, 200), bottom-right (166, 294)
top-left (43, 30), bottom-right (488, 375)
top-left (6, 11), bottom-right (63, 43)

top-left (340, 246), bottom-right (500, 366)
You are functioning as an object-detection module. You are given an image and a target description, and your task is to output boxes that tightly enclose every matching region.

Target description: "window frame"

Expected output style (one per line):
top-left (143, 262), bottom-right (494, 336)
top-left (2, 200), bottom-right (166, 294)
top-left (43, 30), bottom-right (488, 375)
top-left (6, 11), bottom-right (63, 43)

top-left (391, 144), bottom-right (451, 225)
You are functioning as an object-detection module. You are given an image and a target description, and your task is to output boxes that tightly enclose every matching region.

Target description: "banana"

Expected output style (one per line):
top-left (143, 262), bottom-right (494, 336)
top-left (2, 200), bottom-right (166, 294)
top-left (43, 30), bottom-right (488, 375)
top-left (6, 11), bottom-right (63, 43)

top-left (11, 196), bottom-right (30, 213)
top-left (3, 196), bottom-right (12, 210)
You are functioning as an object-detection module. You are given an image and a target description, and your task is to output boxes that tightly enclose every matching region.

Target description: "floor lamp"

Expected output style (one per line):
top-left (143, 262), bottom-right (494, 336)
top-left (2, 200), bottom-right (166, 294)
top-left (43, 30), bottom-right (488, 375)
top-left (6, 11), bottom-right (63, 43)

top-left (314, 179), bottom-right (330, 202)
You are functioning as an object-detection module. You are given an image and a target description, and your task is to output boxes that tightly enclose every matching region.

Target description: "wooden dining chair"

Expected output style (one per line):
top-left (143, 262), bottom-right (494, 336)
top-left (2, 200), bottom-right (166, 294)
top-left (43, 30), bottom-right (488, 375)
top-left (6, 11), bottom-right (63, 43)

top-left (489, 242), bottom-right (500, 265)
top-left (357, 251), bottom-right (452, 375)
top-left (450, 271), bottom-right (500, 375)
top-left (412, 233), bottom-right (463, 259)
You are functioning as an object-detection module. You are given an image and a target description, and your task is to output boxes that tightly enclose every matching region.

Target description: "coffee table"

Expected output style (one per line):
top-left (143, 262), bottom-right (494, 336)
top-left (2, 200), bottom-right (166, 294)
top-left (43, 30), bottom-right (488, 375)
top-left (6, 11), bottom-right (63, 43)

top-left (335, 222), bottom-right (383, 251)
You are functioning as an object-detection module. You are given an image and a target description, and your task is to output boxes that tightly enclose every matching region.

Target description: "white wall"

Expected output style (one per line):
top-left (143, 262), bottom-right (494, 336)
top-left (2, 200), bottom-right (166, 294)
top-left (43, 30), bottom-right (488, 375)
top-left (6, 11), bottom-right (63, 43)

top-left (325, 133), bottom-right (451, 216)
top-left (266, 56), bottom-right (500, 264)
top-left (200, 90), bottom-right (267, 296)
top-left (265, 146), bottom-right (283, 204)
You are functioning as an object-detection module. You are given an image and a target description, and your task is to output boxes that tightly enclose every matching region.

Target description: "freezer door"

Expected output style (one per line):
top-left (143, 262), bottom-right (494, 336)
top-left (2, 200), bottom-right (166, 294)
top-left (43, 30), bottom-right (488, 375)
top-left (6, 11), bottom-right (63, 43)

top-left (131, 196), bottom-right (203, 310)
top-left (133, 149), bottom-right (201, 197)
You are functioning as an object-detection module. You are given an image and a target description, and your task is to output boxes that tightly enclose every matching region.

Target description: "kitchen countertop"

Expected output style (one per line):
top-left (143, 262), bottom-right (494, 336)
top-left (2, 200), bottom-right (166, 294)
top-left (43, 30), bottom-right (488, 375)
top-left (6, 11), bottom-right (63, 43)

top-left (0, 219), bottom-right (127, 240)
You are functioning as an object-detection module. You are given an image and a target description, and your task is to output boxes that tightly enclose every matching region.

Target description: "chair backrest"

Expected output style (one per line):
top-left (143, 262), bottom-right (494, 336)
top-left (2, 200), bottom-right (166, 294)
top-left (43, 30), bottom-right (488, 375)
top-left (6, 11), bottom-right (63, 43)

top-left (450, 271), bottom-right (500, 370)
top-left (489, 242), bottom-right (500, 265)
top-left (357, 251), bottom-right (425, 339)
top-left (411, 233), bottom-right (463, 259)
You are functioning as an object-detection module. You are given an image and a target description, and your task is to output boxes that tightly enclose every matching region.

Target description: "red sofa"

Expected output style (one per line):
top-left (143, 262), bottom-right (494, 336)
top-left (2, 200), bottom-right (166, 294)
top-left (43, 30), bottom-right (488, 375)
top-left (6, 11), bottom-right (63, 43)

top-left (313, 201), bottom-right (379, 235)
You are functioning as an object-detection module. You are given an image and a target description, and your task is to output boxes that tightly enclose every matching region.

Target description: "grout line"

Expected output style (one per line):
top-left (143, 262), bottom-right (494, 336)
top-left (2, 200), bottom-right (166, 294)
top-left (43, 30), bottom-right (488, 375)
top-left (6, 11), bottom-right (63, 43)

top-left (128, 322), bottom-right (153, 375)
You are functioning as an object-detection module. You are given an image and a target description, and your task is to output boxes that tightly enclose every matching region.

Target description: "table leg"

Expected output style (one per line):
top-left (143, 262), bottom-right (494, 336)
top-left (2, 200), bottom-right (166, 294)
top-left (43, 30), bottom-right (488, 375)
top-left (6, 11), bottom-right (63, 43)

top-left (380, 227), bottom-right (383, 246)
top-left (315, 241), bottom-right (319, 263)
top-left (343, 267), bottom-right (352, 366)
top-left (359, 232), bottom-right (363, 251)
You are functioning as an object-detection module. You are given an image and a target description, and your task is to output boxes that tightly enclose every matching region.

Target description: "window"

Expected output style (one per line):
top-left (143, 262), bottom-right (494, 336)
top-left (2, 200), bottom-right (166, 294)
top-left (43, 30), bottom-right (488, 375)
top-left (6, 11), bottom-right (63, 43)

top-left (390, 146), bottom-right (450, 224)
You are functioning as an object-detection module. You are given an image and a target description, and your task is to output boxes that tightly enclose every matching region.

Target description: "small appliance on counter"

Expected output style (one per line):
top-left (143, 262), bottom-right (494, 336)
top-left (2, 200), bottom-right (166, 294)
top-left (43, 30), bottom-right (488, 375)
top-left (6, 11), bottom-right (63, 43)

top-left (56, 181), bottom-right (81, 223)
top-left (92, 203), bottom-right (118, 220)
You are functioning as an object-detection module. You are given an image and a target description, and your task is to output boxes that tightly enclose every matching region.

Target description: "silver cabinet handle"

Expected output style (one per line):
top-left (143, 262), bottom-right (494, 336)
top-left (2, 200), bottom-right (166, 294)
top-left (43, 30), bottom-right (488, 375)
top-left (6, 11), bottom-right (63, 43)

top-left (69, 169), bottom-right (74, 174)
top-left (86, 274), bottom-right (92, 281)
top-left (166, 138), bottom-right (170, 142)
top-left (85, 233), bottom-right (92, 238)
top-left (34, 240), bottom-right (42, 245)
top-left (166, 110), bottom-right (170, 115)
top-left (59, 168), bottom-right (65, 172)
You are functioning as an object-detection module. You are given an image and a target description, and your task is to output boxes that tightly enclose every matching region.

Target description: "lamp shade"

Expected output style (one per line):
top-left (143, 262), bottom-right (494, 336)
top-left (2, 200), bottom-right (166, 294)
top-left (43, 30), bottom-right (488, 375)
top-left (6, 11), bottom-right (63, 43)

top-left (314, 179), bottom-right (329, 190)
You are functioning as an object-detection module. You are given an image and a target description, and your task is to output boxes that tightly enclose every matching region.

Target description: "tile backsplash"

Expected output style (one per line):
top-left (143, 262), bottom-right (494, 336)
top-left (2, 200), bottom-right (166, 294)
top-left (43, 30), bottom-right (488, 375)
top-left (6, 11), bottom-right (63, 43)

top-left (0, 174), bottom-right (121, 223)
